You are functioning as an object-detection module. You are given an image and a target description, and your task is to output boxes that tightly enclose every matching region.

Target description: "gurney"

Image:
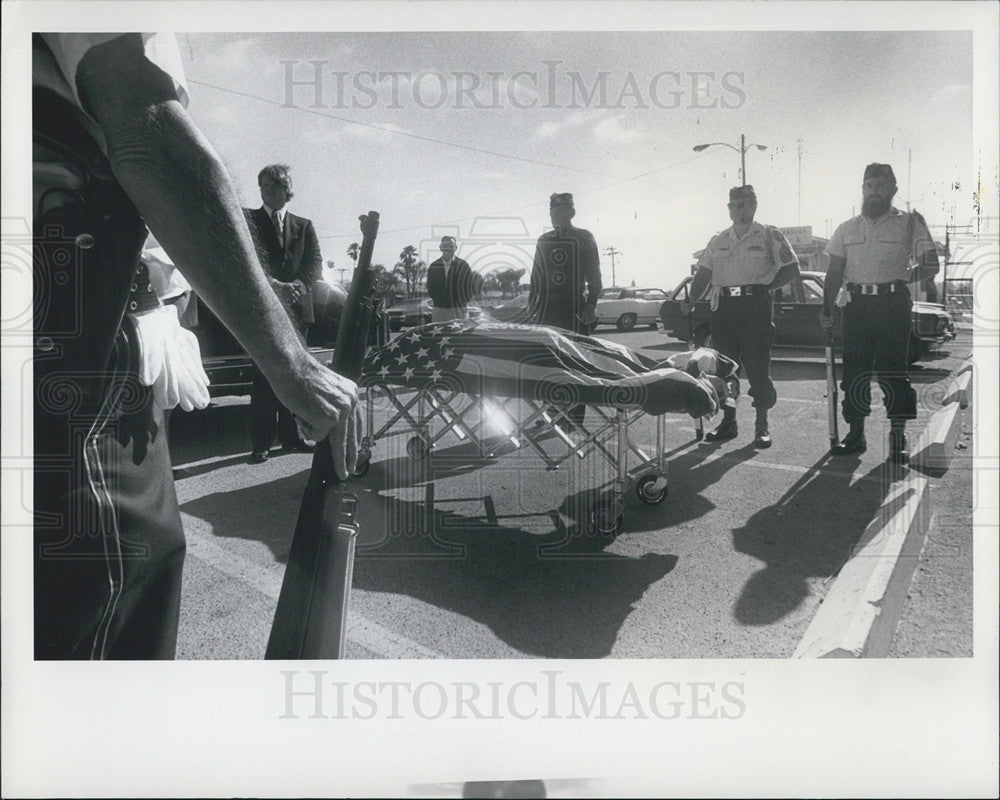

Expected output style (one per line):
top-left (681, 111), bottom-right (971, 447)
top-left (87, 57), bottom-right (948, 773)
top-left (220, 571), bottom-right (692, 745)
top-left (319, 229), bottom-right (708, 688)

top-left (358, 319), bottom-right (736, 535)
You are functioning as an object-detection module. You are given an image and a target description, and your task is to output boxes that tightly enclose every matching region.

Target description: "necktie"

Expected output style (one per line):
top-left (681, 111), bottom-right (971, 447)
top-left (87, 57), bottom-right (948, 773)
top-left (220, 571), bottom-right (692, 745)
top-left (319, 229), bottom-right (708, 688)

top-left (271, 209), bottom-right (283, 245)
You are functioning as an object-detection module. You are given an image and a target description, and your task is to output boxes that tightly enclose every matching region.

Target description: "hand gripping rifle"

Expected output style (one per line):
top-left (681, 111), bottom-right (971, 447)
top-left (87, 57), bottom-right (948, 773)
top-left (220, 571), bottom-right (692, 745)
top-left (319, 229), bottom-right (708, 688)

top-left (824, 327), bottom-right (840, 449)
top-left (265, 211), bottom-right (380, 660)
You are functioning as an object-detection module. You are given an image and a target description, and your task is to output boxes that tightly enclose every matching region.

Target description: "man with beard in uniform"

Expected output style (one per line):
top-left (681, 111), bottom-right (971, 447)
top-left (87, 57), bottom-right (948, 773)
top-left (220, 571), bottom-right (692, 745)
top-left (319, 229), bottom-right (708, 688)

top-left (528, 192), bottom-right (602, 426)
top-left (820, 163), bottom-right (939, 464)
top-left (686, 185), bottom-right (800, 447)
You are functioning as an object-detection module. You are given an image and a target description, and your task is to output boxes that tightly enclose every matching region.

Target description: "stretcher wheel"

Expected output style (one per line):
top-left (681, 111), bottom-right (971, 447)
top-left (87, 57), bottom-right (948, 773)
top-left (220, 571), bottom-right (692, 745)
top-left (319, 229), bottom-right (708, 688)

top-left (353, 448), bottom-right (372, 477)
top-left (591, 498), bottom-right (624, 536)
top-left (636, 474), bottom-right (668, 504)
top-left (406, 436), bottom-right (430, 459)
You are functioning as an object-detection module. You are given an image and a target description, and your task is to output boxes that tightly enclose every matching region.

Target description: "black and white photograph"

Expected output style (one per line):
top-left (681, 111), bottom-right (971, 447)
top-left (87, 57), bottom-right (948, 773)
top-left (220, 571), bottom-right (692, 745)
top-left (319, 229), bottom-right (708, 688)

top-left (3, 1), bottom-right (998, 797)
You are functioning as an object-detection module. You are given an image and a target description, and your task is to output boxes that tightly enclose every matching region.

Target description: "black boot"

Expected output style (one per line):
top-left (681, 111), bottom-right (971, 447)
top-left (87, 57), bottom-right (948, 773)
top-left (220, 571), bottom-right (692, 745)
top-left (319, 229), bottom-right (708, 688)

top-left (753, 410), bottom-right (771, 448)
top-left (705, 408), bottom-right (738, 442)
top-left (889, 422), bottom-right (909, 464)
top-left (831, 421), bottom-right (866, 455)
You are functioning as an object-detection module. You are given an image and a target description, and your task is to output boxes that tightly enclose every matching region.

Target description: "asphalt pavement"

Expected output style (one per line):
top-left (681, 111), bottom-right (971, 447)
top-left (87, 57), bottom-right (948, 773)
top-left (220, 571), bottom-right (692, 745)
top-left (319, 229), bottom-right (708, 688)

top-left (167, 325), bottom-right (974, 659)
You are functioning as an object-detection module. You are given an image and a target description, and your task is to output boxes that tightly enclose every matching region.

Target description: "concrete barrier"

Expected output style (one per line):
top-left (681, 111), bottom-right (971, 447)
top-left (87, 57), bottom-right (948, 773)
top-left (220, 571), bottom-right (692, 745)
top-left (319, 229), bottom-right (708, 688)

top-left (910, 402), bottom-right (963, 476)
top-left (942, 369), bottom-right (972, 409)
top-left (794, 473), bottom-right (931, 658)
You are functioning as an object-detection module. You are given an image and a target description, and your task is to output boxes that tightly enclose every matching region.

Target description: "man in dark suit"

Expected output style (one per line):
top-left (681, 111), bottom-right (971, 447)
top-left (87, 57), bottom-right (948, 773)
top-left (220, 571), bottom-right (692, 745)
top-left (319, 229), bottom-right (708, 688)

top-left (426, 235), bottom-right (481, 322)
top-left (246, 163), bottom-right (324, 462)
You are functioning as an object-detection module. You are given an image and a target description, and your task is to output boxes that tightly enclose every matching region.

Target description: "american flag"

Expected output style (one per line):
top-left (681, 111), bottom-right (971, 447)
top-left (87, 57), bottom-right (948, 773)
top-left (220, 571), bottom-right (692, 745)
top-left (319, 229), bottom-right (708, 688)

top-left (361, 320), bottom-right (722, 417)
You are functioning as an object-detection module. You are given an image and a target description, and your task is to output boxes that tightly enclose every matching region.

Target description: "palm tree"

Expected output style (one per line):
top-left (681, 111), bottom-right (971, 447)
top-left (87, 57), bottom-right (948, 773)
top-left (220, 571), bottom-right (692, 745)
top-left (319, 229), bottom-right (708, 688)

top-left (347, 242), bottom-right (359, 263)
top-left (397, 245), bottom-right (424, 297)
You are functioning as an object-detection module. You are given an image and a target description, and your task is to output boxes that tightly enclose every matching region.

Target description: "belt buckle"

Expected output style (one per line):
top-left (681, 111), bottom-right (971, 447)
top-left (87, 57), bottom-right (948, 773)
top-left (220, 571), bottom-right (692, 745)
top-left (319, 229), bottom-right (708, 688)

top-left (728, 286), bottom-right (742, 297)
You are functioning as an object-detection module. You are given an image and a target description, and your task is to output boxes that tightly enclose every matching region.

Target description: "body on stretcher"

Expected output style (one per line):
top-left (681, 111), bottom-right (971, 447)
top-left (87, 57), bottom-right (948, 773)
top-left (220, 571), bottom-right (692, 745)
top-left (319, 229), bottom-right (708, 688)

top-left (358, 320), bottom-right (735, 535)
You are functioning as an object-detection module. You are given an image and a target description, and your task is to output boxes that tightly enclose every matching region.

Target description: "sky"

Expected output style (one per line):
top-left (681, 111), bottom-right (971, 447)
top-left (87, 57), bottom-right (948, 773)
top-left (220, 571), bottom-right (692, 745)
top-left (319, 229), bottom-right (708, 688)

top-left (178, 28), bottom-right (982, 291)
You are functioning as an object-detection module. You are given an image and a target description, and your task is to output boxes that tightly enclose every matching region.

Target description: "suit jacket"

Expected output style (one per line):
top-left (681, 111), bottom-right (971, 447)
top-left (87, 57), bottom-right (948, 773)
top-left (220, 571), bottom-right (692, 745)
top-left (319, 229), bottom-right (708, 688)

top-left (244, 206), bottom-right (323, 325)
top-left (426, 257), bottom-right (479, 310)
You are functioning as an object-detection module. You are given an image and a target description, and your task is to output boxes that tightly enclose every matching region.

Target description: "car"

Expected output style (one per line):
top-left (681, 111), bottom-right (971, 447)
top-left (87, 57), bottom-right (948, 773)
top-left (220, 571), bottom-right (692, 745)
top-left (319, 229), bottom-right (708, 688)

top-left (659, 271), bottom-right (955, 363)
top-left (185, 281), bottom-right (347, 398)
top-left (485, 293), bottom-right (531, 323)
top-left (594, 287), bottom-right (669, 331)
top-left (386, 295), bottom-right (433, 331)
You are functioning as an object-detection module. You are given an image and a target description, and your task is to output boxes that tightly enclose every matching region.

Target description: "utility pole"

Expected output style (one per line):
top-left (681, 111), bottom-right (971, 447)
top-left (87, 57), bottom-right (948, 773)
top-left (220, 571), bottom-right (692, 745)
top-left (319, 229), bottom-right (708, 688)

top-left (797, 139), bottom-right (803, 224)
top-left (603, 246), bottom-right (622, 286)
top-left (338, 267), bottom-right (348, 284)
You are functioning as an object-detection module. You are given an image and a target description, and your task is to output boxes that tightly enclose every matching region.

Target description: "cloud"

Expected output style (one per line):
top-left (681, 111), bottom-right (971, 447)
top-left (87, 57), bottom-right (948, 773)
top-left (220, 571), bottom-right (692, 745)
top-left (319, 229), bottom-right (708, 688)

top-left (592, 115), bottom-right (645, 143)
top-left (533, 110), bottom-right (600, 139)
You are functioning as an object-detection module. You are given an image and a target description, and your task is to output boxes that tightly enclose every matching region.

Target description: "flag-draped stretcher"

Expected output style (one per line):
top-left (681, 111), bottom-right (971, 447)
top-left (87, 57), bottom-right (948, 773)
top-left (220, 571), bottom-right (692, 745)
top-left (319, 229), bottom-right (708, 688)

top-left (361, 319), bottom-right (727, 416)
top-left (358, 320), bottom-right (737, 535)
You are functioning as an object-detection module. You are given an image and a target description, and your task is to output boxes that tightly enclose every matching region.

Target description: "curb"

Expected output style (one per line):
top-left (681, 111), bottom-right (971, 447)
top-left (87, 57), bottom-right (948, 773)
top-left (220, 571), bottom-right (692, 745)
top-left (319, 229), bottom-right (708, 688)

top-left (793, 472), bottom-right (931, 658)
top-left (910, 402), bottom-right (963, 476)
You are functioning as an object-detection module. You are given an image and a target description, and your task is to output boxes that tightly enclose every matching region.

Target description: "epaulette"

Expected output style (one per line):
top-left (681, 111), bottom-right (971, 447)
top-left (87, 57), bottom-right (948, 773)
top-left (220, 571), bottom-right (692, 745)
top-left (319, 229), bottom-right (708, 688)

top-left (910, 208), bottom-right (926, 225)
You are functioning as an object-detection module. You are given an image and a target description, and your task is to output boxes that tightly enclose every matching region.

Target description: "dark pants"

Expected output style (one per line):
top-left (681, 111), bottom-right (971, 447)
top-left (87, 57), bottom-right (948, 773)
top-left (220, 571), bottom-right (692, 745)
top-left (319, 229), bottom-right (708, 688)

top-left (250, 369), bottom-right (303, 453)
top-left (34, 341), bottom-right (185, 660)
top-left (710, 292), bottom-right (777, 412)
top-left (840, 289), bottom-right (917, 423)
top-left (540, 299), bottom-right (587, 425)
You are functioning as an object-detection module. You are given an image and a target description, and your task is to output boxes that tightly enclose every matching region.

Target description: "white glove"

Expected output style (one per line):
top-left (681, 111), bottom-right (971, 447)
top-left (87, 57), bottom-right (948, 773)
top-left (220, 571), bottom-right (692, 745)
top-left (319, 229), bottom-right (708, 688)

top-left (130, 304), bottom-right (211, 412)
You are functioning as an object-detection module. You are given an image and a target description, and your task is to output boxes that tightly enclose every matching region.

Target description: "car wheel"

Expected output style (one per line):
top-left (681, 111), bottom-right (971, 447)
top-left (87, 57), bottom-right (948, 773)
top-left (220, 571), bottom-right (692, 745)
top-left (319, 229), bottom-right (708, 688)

top-left (616, 313), bottom-right (637, 331)
top-left (648, 320), bottom-right (658, 330)
top-left (908, 335), bottom-right (926, 365)
top-left (694, 324), bottom-right (712, 348)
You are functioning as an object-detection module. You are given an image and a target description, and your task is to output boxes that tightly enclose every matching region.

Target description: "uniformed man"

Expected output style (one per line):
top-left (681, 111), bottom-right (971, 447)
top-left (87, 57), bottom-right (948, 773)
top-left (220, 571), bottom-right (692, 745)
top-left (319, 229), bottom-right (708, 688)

top-left (528, 192), bottom-right (602, 333)
top-left (820, 163), bottom-right (939, 464)
top-left (528, 192), bottom-right (602, 426)
top-left (32, 33), bottom-right (360, 659)
top-left (686, 185), bottom-right (800, 447)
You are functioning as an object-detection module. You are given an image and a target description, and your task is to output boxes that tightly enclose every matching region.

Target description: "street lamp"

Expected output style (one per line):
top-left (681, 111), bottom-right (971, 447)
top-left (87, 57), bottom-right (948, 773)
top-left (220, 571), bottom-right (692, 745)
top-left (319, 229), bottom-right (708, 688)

top-left (692, 134), bottom-right (768, 186)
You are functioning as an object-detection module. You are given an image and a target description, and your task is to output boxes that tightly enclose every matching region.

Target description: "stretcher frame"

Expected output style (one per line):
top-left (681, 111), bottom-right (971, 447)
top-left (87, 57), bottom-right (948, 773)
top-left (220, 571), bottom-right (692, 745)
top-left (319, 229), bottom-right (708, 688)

top-left (360, 378), bottom-right (673, 535)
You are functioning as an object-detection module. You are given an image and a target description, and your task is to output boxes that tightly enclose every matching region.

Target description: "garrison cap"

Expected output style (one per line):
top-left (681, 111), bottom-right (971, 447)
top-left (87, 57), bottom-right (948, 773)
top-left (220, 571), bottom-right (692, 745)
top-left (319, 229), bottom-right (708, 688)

top-left (550, 192), bottom-right (574, 209)
top-left (863, 163), bottom-right (896, 183)
top-left (728, 185), bottom-right (757, 203)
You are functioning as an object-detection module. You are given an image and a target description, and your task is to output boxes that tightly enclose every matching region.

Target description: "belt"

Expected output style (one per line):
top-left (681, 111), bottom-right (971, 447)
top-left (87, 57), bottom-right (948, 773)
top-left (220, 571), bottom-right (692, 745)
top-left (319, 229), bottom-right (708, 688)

top-left (845, 281), bottom-right (902, 295)
top-left (719, 284), bottom-right (768, 297)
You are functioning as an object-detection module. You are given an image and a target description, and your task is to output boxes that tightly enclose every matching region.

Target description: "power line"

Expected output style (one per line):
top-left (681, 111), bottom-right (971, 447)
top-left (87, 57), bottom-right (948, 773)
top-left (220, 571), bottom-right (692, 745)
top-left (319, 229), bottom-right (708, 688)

top-left (187, 77), bottom-right (612, 178)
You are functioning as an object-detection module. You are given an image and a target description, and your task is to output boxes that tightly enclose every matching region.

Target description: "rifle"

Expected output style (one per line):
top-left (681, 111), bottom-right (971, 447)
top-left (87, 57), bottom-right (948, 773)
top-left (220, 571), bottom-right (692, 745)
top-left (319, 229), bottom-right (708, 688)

top-left (687, 307), bottom-right (705, 441)
top-left (265, 211), bottom-right (380, 660)
top-left (824, 328), bottom-right (840, 449)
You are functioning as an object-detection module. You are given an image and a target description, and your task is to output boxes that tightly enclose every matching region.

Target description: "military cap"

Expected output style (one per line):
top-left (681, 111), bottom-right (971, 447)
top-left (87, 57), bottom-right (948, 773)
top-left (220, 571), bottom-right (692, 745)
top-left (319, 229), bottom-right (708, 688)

top-left (728, 185), bottom-right (757, 203)
top-left (863, 163), bottom-right (896, 183)
top-left (440, 235), bottom-right (456, 245)
top-left (550, 192), bottom-right (574, 208)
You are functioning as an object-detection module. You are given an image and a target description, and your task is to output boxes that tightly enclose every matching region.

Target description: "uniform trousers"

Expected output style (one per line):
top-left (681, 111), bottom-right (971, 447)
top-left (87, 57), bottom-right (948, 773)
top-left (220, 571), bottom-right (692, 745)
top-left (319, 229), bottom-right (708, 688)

top-left (839, 288), bottom-right (917, 423)
top-left (710, 292), bottom-right (777, 411)
top-left (34, 333), bottom-right (186, 659)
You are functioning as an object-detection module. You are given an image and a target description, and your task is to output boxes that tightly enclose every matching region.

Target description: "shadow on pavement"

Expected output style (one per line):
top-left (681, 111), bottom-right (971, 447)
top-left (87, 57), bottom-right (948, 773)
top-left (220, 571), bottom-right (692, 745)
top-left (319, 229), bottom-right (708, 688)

top-left (179, 453), bottom-right (679, 658)
top-left (731, 457), bottom-right (891, 626)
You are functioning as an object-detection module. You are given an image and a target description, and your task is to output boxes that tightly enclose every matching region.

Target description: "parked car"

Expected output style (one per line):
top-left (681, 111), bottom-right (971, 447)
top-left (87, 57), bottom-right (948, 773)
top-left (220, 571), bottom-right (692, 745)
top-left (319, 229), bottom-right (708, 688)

top-left (485, 293), bottom-right (531, 323)
top-left (594, 286), bottom-right (669, 331)
top-left (387, 295), bottom-right (433, 331)
top-left (183, 279), bottom-right (345, 398)
top-left (659, 271), bottom-right (955, 363)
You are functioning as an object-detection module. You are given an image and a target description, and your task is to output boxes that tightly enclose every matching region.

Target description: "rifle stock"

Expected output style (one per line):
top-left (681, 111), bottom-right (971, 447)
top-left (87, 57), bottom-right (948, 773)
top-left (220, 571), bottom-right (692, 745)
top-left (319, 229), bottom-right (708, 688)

top-left (265, 211), bottom-right (380, 660)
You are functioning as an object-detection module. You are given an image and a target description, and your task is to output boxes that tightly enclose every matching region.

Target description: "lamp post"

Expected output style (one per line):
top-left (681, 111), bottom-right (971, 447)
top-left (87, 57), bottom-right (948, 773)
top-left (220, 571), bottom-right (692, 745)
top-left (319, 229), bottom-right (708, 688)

top-left (693, 134), bottom-right (769, 186)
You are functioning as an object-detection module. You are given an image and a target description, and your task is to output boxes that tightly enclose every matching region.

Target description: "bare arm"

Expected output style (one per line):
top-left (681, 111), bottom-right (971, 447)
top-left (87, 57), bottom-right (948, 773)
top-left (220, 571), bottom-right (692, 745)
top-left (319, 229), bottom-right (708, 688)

top-left (823, 255), bottom-right (846, 315)
top-left (77, 35), bottom-right (358, 475)
top-left (766, 261), bottom-right (801, 292)
top-left (688, 266), bottom-right (712, 304)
